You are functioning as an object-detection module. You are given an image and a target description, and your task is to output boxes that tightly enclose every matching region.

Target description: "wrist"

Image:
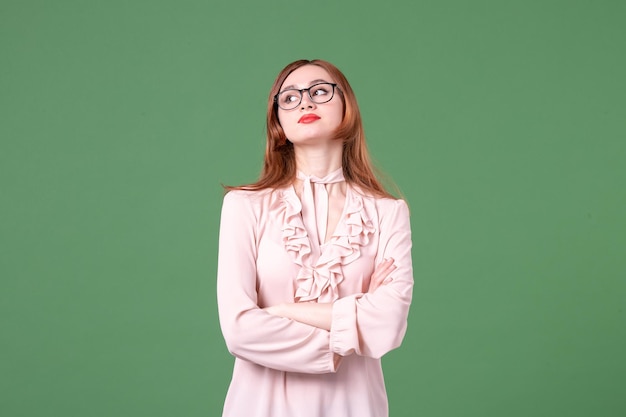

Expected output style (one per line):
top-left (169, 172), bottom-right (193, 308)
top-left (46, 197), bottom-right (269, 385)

top-left (276, 302), bottom-right (287, 316)
top-left (269, 302), bottom-right (289, 318)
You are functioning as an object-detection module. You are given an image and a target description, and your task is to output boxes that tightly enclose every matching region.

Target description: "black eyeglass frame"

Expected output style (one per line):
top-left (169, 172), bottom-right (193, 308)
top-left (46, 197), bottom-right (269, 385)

top-left (273, 82), bottom-right (339, 110)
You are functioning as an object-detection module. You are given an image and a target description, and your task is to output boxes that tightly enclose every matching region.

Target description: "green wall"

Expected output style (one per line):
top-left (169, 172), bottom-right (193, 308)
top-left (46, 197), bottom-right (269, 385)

top-left (1, 0), bottom-right (624, 416)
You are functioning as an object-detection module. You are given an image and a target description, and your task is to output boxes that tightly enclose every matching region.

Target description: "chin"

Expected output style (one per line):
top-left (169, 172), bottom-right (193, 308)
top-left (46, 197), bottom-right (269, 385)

top-left (286, 127), bottom-right (340, 145)
top-left (289, 134), bottom-right (336, 146)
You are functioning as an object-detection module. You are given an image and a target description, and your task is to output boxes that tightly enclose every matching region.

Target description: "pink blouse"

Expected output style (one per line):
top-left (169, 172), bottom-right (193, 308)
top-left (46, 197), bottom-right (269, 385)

top-left (217, 183), bottom-right (413, 417)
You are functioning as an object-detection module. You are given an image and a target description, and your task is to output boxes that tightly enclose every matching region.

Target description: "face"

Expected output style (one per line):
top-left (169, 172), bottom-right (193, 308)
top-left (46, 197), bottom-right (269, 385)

top-left (276, 65), bottom-right (343, 145)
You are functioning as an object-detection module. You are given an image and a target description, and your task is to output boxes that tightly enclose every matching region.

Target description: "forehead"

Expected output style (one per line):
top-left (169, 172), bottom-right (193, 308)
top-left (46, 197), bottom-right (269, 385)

top-left (281, 65), bottom-right (334, 89)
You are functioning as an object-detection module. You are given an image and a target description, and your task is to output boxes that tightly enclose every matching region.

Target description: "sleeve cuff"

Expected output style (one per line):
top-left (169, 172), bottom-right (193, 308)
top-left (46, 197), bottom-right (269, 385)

top-left (329, 294), bottom-right (363, 356)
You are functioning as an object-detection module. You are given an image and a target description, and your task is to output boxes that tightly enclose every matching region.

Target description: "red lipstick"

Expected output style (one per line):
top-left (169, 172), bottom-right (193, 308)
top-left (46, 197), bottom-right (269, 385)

top-left (298, 114), bottom-right (321, 124)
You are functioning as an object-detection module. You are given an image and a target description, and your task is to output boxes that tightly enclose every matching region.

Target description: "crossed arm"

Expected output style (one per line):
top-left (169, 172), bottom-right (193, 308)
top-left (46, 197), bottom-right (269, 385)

top-left (263, 258), bottom-right (397, 331)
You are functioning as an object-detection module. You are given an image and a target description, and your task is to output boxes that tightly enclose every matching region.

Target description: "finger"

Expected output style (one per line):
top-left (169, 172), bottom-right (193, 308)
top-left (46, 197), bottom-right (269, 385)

top-left (379, 265), bottom-right (397, 283)
top-left (370, 264), bottom-right (397, 291)
top-left (375, 258), bottom-right (394, 272)
top-left (372, 259), bottom-right (395, 280)
top-left (382, 271), bottom-right (396, 285)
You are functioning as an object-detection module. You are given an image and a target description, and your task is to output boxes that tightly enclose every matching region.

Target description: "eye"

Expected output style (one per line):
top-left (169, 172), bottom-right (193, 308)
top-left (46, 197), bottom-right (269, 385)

top-left (312, 86), bottom-right (330, 96)
top-left (279, 91), bottom-right (300, 105)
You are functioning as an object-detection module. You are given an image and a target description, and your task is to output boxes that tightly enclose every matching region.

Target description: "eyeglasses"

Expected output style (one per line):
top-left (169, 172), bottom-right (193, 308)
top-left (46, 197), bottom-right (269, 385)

top-left (274, 82), bottom-right (338, 110)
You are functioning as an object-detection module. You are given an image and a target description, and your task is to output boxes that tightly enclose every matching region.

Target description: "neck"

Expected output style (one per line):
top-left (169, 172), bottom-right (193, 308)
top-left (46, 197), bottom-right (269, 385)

top-left (294, 140), bottom-right (343, 177)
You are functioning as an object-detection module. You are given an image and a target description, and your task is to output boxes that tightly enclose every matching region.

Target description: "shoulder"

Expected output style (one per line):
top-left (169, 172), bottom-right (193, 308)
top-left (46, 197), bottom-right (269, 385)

top-left (347, 186), bottom-right (410, 234)
top-left (223, 188), bottom-right (275, 204)
top-left (221, 188), bottom-right (286, 216)
top-left (350, 186), bottom-right (409, 215)
top-left (375, 197), bottom-right (409, 213)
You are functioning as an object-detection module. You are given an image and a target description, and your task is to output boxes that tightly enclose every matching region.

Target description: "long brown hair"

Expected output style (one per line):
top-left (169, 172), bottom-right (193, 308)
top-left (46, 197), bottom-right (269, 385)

top-left (227, 59), bottom-right (395, 198)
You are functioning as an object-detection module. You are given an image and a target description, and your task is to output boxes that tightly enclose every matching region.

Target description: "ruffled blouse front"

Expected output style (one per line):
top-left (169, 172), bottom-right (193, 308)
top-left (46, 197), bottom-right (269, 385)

top-left (279, 184), bottom-right (376, 302)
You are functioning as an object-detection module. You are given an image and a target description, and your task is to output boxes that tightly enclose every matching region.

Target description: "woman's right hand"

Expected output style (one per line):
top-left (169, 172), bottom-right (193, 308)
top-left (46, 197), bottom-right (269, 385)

top-left (368, 258), bottom-right (396, 293)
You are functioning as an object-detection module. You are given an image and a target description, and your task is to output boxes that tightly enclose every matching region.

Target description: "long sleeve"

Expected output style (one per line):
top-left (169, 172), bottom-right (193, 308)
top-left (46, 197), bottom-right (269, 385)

top-left (330, 199), bottom-right (413, 358)
top-left (217, 191), bottom-right (339, 374)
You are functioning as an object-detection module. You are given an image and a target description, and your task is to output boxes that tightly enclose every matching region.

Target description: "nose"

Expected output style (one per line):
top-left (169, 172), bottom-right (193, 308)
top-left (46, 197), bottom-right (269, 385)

top-left (300, 90), bottom-right (316, 110)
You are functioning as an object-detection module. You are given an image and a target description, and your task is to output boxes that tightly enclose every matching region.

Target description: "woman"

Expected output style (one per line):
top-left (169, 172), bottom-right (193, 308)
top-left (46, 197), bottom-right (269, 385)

top-left (217, 59), bottom-right (413, 417)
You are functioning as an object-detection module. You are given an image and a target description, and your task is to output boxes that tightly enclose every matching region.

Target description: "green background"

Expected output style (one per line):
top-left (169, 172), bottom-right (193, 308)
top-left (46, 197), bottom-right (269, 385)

top-left (1, 0), bottom-right (624, 416)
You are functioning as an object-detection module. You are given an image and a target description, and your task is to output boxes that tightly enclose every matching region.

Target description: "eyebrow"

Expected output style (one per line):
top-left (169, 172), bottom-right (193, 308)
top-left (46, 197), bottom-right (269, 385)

top-left (280, 79), bottom-right (330, 91)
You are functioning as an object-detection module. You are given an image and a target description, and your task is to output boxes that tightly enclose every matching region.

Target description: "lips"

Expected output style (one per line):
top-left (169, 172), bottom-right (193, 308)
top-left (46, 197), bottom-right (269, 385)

top-left (298, 114), bottom-right (321, 124)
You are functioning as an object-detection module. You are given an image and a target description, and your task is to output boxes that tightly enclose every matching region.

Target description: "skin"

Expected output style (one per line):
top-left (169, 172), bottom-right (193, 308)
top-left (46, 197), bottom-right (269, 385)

top-left (264, 65), bottom-right (396, 331)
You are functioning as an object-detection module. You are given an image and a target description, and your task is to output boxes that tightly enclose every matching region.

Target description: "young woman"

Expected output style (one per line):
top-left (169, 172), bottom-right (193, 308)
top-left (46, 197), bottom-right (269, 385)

top-left (217, 59), bottom-right (413, 417)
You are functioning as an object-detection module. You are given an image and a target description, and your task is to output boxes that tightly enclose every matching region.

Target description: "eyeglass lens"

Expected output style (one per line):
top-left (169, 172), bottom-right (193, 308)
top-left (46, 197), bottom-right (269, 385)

top-left (276, 83), bottom-right (335, 110)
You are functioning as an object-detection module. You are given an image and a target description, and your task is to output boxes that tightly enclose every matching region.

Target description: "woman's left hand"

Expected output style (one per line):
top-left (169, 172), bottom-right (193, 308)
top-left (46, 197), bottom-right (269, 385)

top-left (368, 258), bottom-right (396, 293)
